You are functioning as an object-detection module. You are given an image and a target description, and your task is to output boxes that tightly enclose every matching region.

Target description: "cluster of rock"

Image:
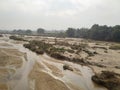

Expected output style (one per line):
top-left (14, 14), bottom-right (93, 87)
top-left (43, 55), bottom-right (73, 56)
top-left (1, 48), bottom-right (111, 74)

top-left (92, 71), bottom-right (120, 90)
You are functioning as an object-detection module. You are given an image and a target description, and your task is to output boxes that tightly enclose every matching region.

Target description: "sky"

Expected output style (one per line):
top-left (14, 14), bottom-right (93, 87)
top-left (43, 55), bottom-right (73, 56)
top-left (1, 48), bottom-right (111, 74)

top-left (0, 0), bottom-right (120, 30)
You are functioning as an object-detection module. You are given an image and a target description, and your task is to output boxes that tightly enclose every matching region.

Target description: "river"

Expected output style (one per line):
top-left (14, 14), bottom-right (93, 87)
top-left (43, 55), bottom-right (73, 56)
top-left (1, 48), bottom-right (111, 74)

top-left (0, 35), bottom-right (107, 90)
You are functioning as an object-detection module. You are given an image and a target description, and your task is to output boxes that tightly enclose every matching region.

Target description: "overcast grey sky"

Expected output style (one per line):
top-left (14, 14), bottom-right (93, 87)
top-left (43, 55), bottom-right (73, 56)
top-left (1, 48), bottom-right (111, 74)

top-left (0, 0), bottom-right (120, 30)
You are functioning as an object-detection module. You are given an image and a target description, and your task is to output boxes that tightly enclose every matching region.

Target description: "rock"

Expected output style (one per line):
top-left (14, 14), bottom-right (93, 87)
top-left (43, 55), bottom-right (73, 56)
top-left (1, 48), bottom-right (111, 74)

top-left (96, 64), bottom-right (106, 68)
top-left (93, 51), bottom-right (98, 54)
top-left (63, 64), bottom-right (73, 71)
top-left (92, 71), bottom-right (120, 90)
top-left (93, 46), bottom-right (107, 50)
top-left (83, 49), bottom-right (94, 56)
top-left (36, 49), bottom-right (44, 54)
top-left (50, 53), bottom-right (67, 60)
top-left (115, 66), bottom-right (120, 69)
top-left (104, 50), bottom-right (108, 53)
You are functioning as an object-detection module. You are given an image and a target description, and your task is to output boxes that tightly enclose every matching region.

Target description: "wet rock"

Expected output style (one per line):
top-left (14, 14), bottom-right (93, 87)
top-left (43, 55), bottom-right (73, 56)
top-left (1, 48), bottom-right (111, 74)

top-left (83, 49), bottom-right (94, 56)
top-left (29, 62), bottom-right (70, 90)
top-left (104, 50), bottom-right (108, 53)
top-left (88, 61), bottom-right (106, 68)
top-left (93, 51), bottom-right (98, 54)
top-left (115, 66), bottom-right (120, 69)
top-left (92, 71), bottom-right (120, 90)
top-left (96, 64), bottom-right (106, 68)
top-left (50, 53), bottom-right (67, 60)
top-left (93, 46), bottom-right (107, 50)
top-left (36, 49), bottom-right (44, 54)
top-left (63, 64), bottom-right (73, 71)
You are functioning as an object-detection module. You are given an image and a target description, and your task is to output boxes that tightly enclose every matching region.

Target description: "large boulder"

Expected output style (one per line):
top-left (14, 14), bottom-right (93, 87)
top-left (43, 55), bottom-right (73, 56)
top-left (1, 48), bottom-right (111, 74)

top-left (63, 64), bottom-right (73, 71)
top-left (92, 71), bottom-right (120, 90)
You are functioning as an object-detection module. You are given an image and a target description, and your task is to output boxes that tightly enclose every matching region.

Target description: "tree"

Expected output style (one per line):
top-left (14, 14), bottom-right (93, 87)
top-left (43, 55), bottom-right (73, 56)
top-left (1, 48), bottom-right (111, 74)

top-left (37, 28), bottom-right (45, 34)
top-left (89, 24), bottom-right (100, 39)
top-left (26, 29), bottom-right (32, 35)
top-left (111, 25), bottom-right (120, 42)
top-left (75, 28), bottom-right (89, 38)
top-left (66, 28), bottom-right (76, 37)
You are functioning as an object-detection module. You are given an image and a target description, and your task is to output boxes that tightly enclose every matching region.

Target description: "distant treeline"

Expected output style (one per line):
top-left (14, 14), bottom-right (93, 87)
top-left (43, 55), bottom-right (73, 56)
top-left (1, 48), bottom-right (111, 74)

top-left (1, 24), bottom-right (120, 42)
top-left (66, 24), bottom-right (120, 42)
top-left (10, 28), bottom-right (66, 37)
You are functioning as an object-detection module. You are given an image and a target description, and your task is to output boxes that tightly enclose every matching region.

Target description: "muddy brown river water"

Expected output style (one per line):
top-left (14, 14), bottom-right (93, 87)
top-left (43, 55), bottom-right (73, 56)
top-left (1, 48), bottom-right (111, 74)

top-left (0, 36), bottom-right (107, 90)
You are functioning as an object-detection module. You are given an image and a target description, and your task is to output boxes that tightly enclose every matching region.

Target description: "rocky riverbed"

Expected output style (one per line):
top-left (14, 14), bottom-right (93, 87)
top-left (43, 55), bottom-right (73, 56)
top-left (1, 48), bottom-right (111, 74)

top-left (0, 35), bottom-right (120, 90)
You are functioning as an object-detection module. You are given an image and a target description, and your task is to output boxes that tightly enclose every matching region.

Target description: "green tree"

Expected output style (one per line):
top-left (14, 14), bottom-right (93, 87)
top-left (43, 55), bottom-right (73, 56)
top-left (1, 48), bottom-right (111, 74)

top-left (37, 28), bottom-right (45, 34)
top-left (111, 25), bottom-right (120, 42)
top-left (66, 28), bottom-right (76, 37)
top-left (26, 29), bottom-right (32, 35)
top-left (75, 28), bottom-right (89, 38)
